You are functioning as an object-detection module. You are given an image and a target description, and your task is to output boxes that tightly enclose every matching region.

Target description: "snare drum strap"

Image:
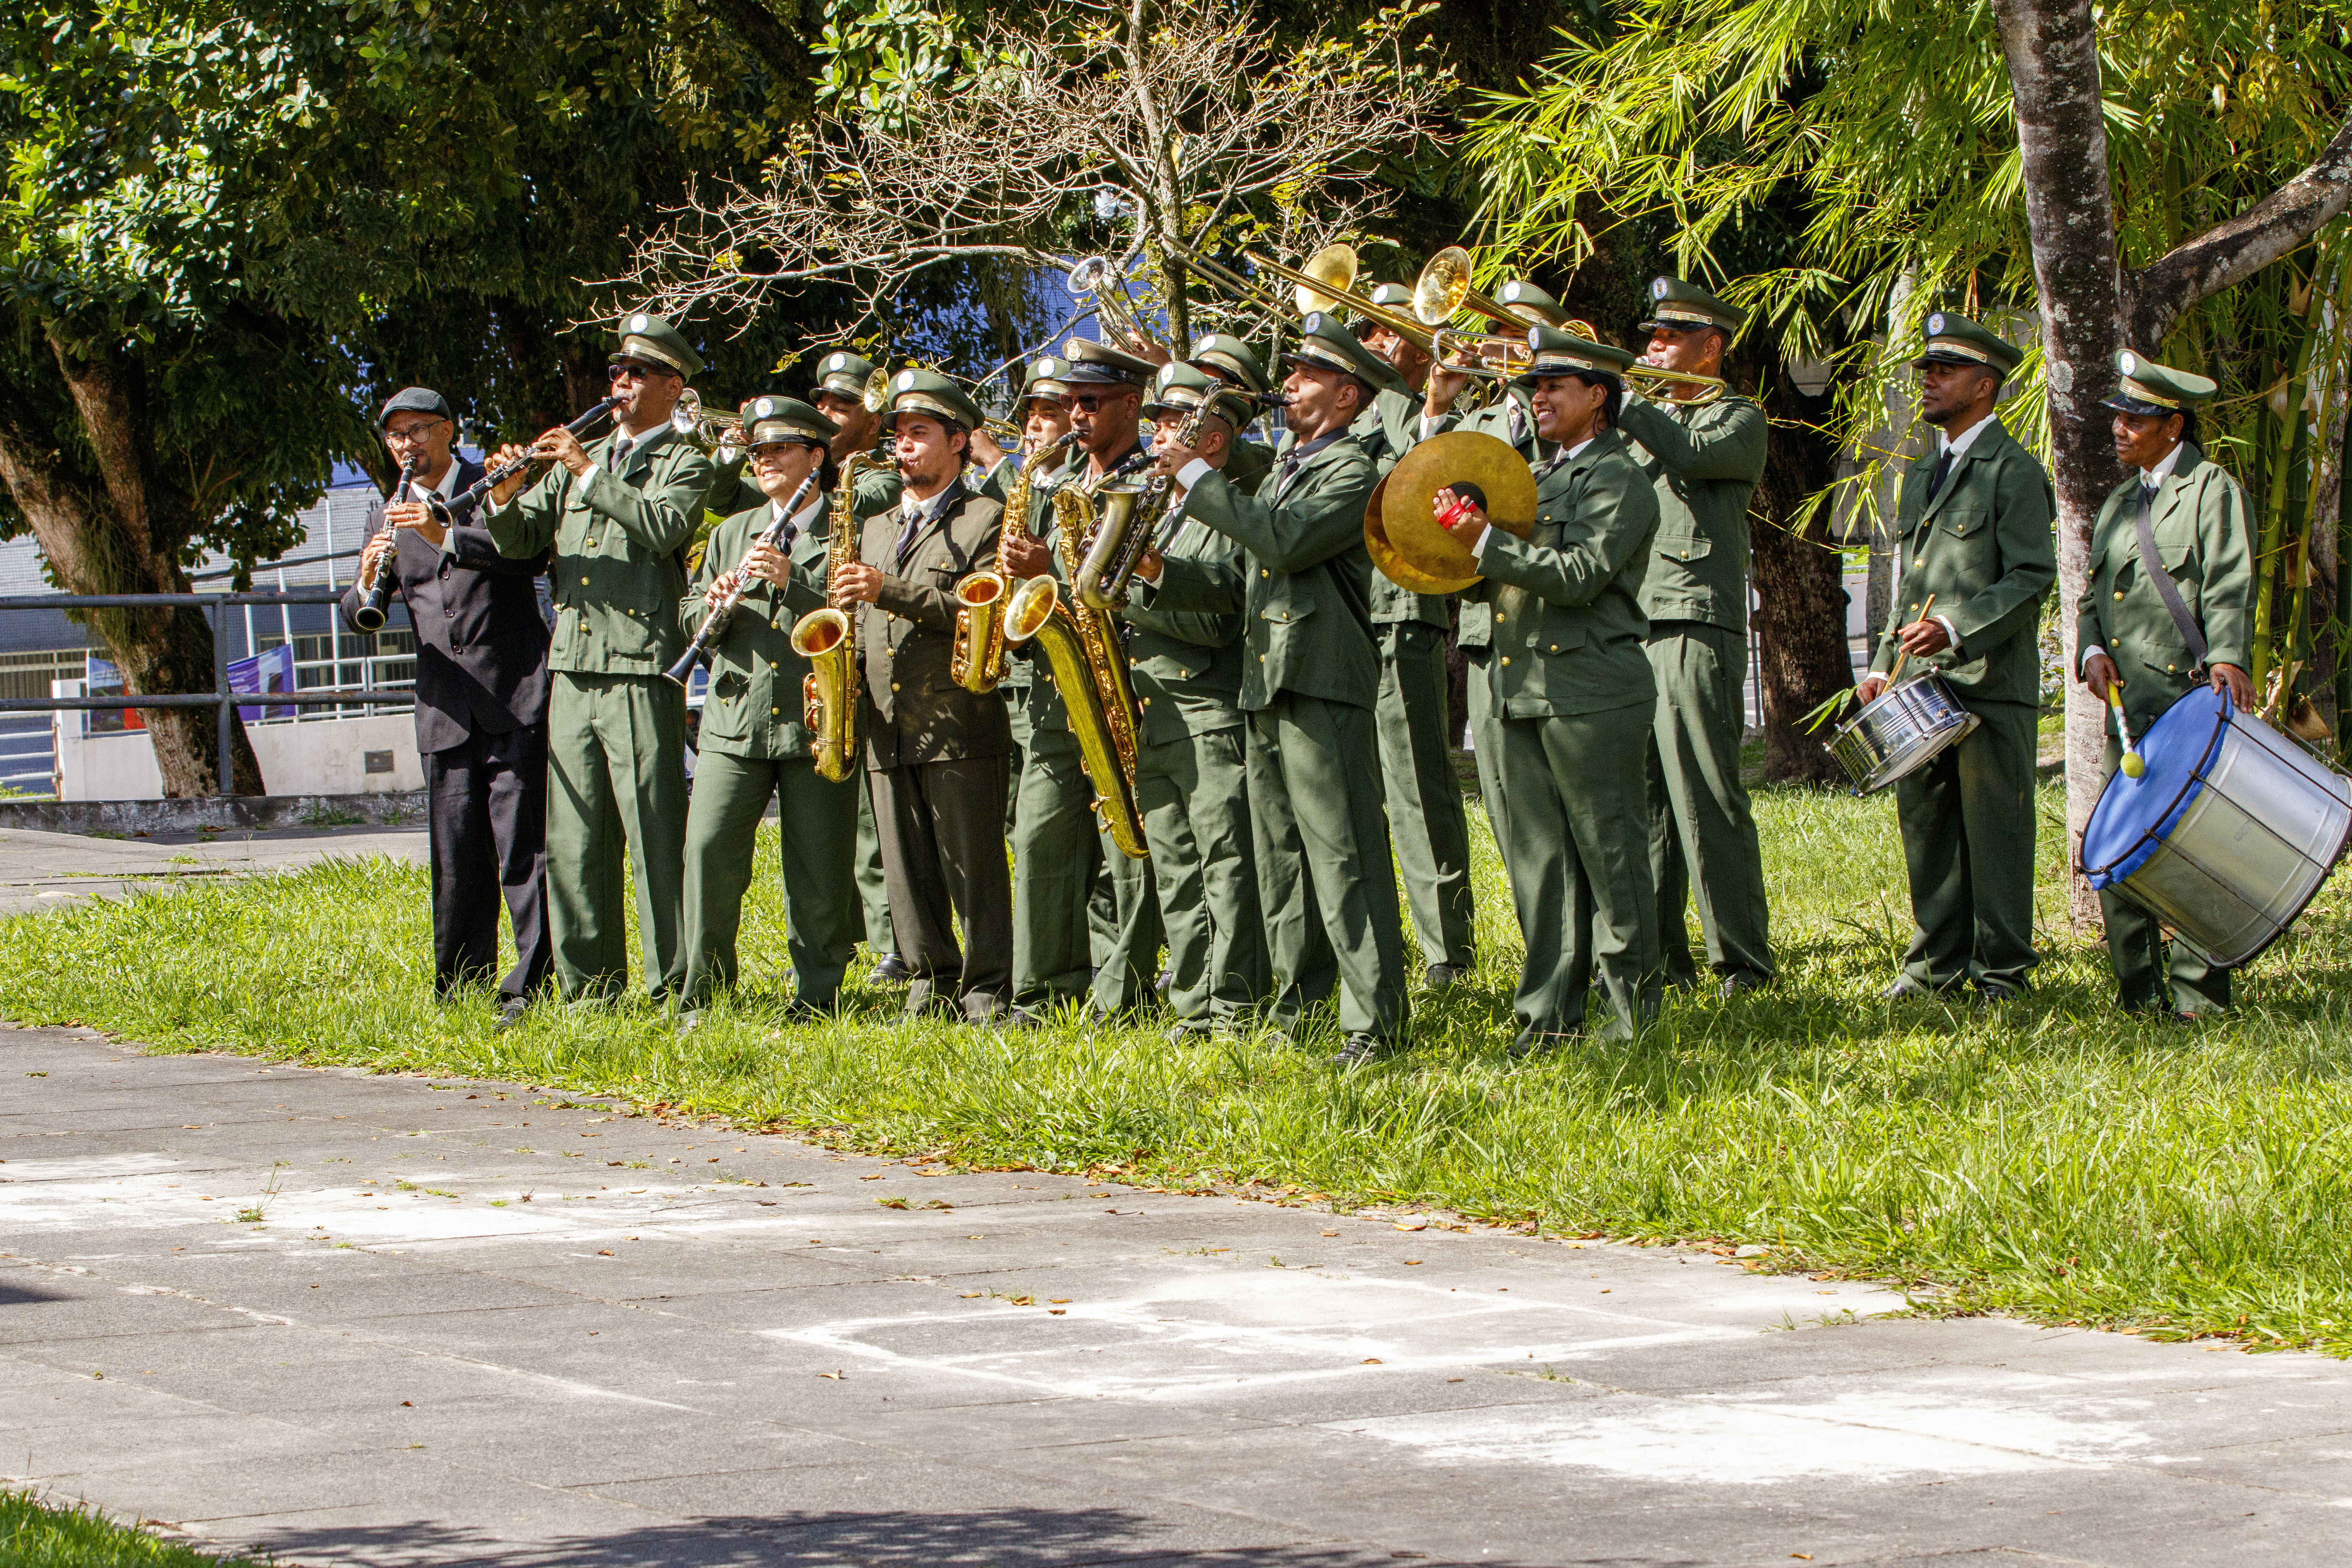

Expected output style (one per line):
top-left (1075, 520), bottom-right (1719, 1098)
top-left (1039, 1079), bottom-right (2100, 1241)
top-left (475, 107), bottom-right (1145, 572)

top-left (2132, 487), bottom-right (2208, 677)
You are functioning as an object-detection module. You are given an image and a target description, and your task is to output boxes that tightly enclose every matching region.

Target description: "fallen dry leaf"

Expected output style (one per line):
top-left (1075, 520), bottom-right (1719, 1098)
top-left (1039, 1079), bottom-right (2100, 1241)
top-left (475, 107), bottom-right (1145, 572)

top-left (1403, 1259), bottom-right (1423, 1265)
top-left (1048, 1309), bottom-right (1066, 1316)
top-left (818, 1371), bottom-right (843, 1380)
top-left (1048, 1298), bottom-right (1072, 1304)
top-left (1393, 1217), bottom-right (1428, 1231)
top-left (596, 1250), bottom-right (613, 1257)
top-left (1321, 1229), bottom-right (1339, 1237)
top-left (1791, 1556), bottom-right (1813, 1562)
top-left (1361, 1358), bottom-right (1382, 1365)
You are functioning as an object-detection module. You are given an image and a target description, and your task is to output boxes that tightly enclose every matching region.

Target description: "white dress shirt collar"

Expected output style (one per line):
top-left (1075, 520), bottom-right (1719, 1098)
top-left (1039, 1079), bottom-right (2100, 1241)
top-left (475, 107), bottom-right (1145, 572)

top-left (2142, 441), bottom-right (2187, 488)
top-left (1940, 411), bottom-right (1998, 458)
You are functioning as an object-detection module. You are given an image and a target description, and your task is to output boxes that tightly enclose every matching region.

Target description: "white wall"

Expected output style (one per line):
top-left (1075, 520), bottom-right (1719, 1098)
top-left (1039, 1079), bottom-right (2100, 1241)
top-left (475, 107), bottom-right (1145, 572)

top-left (53, 694), bottom-right (423, 800)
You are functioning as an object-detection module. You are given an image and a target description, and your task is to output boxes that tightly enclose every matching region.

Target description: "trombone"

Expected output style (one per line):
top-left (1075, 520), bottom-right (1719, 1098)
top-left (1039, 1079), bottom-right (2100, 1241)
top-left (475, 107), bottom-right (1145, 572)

top-left (1162, 238), bottom-right (1443, 360)
top-left (1427, 328), bottom-right (1728, 407)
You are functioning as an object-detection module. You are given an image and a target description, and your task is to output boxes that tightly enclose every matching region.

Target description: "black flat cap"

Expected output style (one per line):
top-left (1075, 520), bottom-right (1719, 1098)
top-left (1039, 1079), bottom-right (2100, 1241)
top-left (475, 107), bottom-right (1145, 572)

top-left (379, 387), bottom-right (452, 426)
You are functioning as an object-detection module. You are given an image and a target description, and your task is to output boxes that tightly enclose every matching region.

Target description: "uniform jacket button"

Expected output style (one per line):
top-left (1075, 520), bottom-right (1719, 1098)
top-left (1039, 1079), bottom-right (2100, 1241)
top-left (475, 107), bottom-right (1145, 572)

top-left (2115, 591), bottom-right (2125, 600)
top-left (580, 576), bottom-right (590, 585)
top-left (891, 682), bottom-right (901, 691)
top-left (1501, 656), bottom-right (1512, 665)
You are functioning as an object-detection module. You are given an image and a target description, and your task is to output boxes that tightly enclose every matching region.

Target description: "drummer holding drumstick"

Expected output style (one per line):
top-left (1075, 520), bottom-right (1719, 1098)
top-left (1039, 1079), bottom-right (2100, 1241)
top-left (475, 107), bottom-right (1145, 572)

top-left (2076, 351), bottom-right (2256, 1020)
top-left (1856, 314), bottom-right (2056, 1007)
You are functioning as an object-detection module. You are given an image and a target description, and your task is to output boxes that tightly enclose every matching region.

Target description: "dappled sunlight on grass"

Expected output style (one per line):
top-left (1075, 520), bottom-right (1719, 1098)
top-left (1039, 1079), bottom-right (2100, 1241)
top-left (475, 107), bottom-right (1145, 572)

top-left (9, 778), bottom-right (2352, 1353)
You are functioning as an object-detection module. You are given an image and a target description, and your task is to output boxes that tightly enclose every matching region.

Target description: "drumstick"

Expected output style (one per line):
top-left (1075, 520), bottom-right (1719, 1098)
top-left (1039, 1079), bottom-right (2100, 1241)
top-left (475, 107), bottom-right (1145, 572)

top-left (1887, 594), bottom-right (1937, 685)
top-left (2107, 684), bottom-right (2144, 778)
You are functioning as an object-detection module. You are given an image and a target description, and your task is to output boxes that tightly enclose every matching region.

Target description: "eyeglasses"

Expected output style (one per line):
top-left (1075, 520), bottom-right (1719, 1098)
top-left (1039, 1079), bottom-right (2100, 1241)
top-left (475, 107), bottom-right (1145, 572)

top-left (609, 361), bottom-right (672, 383)
top-left (1071, 393), bottom-right (1132, 412)
top-left (383, 420), bottom-right (446, 444)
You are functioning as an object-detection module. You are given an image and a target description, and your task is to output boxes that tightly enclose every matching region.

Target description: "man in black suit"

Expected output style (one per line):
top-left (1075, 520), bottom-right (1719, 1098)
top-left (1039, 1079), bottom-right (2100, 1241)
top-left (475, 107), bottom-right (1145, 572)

top-left (342, 386), bottom-right (553, 1026)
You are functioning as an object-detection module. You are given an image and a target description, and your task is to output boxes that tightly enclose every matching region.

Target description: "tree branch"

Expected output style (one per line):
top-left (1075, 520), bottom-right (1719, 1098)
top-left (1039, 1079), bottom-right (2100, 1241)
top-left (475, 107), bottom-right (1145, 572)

top-left (2128, 106), bottom-right (2352, 345)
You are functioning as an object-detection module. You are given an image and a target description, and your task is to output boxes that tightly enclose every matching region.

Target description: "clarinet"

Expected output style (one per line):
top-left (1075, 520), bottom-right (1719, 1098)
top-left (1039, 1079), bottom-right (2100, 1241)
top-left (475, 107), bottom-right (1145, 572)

top-left (352, 454), bottom-right (418, 633)
top-left (436, 396), bottom-right (621, 527)
top-left (664, 469), bottom-right (825, 687)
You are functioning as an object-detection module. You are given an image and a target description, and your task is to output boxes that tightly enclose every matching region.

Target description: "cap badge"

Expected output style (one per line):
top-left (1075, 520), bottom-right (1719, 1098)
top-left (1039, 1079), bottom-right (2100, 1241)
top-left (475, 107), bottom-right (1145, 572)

top-left (1302, 311), bottom-right (1327, 334)
top-left (896, 371), bottom-right (916, 390)
top-left (2119, 351), bottom-right (2139, 375)
top-left (827, 353), bottom-right (846, 371)
top-left (1652, 279), bottom-right (1669, 300)
top-left (1927, 312), bottom-right (1946, 334)
top-left (755, 398), bottom-right (775, 417)
top-left (628, 312), bottom-right (650, 333)
top-left (1504, 282), bottom-right (1526, 302)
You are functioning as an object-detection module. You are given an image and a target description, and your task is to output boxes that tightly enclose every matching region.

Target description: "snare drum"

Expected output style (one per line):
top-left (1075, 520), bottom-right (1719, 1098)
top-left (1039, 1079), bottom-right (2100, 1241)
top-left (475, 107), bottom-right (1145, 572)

top-left (1827, 672), bottom-right (1981, 795)
top-left (2080, 683), bottom-right (2352, 968)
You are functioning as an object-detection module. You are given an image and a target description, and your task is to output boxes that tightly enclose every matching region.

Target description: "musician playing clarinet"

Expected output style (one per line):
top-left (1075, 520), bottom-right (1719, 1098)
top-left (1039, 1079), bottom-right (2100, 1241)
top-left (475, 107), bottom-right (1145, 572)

top-left (484, 312), bottom-right (714, 1008)
top-left (2076, 352), bottom-right (2255, 1020)
top-left (1855, 314), bottom-right (2054, 1008)
top-left (343, 386), bottom-right (551, 1029)
top-left (675, 397), bottom-right (863, 1023)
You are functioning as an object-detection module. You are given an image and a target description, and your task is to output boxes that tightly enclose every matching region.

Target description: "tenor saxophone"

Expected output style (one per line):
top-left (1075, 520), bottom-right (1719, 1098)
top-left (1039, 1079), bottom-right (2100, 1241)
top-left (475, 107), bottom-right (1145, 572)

top-left (952, 431), bottom-right (1078, 693)
top-left (1001, 482), bottom-right (1149, 859)
top-left (789, 453), bottom-right (871, 784)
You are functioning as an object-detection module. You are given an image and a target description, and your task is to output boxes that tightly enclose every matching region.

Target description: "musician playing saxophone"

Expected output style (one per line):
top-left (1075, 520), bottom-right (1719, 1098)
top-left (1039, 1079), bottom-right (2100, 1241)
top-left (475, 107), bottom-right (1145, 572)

top-left (674, 397), bottom-right (863, 1023)
top-left (1119, 364), bottom-right (1267, 1038)
top-left (998, 337), bottom-right (1161, 1020)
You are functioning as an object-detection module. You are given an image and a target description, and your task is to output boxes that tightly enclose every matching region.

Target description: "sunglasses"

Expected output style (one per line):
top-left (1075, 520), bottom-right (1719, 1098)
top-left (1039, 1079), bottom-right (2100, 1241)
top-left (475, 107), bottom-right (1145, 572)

top-left (1070, 392), bottom-right (1133, 412)
top-left (609, 361), bottom-right (674, 383)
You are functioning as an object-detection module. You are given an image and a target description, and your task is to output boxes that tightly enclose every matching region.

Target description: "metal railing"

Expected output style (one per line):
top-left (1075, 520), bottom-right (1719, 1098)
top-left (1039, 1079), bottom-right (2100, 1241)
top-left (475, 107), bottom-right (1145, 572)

top-left (0, 589), bottom-right (411, 798)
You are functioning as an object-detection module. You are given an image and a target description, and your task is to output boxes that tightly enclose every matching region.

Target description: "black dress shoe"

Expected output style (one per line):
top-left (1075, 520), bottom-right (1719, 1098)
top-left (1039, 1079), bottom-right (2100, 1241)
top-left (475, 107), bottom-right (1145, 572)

top-left (1331, 1033), bottom-right (1387, 1066)
top-left (1719, 973), bottom-right (1769, 1000)
top-left (1974, 982), bottom-right (2026, 1011)
top-left (1881, 977), bottom-right (1947, 1001)
top-left (492, 995), bottom-right (530, 1032)
top-left (868, 952), bottom-right (915, 986)
top-left (1423, 963), bottom-right (1468, 992)
top-left (1507, 1030), bottom-right (1577, 1060)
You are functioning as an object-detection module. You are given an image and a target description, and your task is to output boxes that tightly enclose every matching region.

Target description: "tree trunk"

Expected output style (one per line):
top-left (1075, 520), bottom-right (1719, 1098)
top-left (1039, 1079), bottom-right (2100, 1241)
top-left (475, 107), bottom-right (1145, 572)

top-left (1750, 371), bottom-right (1853, 784)
top-left (1, 334), bottom-right (264, 796)
top-left (1993, 0), bottom-right (2126, 931)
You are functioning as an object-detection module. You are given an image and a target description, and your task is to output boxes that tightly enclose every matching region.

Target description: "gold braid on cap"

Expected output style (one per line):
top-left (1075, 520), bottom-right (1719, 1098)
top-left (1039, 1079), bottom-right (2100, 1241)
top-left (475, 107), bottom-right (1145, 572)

top-left (2119, 376), bottom-right (2182, 410)
top-left (1649, 306), bottom-right (1718, 327)
top-left (1924, 335), bottom-right (1994, 366)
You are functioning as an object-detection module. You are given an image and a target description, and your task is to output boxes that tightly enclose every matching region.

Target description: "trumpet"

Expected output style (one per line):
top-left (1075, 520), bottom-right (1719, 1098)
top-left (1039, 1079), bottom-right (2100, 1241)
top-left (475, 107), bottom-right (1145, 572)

top-left (669, 388), bottom-right (744, 459)
top-left (1069, 256), bottom-right (1167, 359)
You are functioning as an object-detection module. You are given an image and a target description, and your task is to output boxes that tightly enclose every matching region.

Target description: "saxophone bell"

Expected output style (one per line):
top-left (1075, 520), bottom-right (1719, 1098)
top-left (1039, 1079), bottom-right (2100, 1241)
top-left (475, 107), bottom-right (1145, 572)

top-left (1074, 482), bottom-right (1148, 612)
top-left (949, 570), bottom-right (1010, 694)
top-left (790, 452), bottom-right (872, 784)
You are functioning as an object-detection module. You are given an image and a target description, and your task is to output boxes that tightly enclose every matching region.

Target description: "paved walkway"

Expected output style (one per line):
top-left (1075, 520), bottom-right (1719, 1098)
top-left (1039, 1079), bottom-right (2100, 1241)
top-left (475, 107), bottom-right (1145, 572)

top-left (5, 1023), bottom-right (2349, 1567)
top-left (0, 824), bottom-right (426, 915)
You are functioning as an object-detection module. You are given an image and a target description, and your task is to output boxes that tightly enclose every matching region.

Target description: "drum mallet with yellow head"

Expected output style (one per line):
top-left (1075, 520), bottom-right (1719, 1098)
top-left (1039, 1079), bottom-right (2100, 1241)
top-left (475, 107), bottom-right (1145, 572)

top-left (2107, 683), bottom-right (2144, 778)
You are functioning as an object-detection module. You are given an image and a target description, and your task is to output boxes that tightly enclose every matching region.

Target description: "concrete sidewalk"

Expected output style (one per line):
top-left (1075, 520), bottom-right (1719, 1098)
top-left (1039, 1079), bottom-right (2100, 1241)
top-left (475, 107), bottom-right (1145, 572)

top-left (4, 1024), bottom-right (2349, 1567)
top-left (0, 824), bottom-right (426, 915)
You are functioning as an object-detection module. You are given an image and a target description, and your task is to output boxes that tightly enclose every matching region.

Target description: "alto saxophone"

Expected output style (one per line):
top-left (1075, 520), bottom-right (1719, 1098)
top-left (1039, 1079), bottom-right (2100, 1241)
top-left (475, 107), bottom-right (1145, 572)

top-left (1001, 475), bottom-right (1151, 860)
top-left (952, 430), bottom-right (1078, 693)
top-left (789, 453), bottom-right (872, 784)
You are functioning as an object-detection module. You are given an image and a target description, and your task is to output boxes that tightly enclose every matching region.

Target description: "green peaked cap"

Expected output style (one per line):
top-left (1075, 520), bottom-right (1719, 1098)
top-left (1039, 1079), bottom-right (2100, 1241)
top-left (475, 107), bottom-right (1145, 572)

top-left (879, 368), bottom-right (982, 433)
top-left (1639, 277), bottom-right (1744, 335)
top-left (612, 311), bottom-right (703, 381)
top-left (2104, 349), bottom-right (2217, 415)
top-left (737, 395), bottom-right (837, 448)
top-left (1915, 312), bottom-right (2024, 376)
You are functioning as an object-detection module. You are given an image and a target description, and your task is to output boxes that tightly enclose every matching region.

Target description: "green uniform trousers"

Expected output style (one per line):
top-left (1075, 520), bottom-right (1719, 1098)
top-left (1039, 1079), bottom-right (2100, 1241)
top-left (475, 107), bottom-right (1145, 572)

top-left (680, 751), bottom-right (861, 1008)
top-left (1089, 828), bottom-right (1161, 1016)
top-left (871, 755), bottom-right (1013, 1019)
top-left (547, 671), bottom-right (688, 1001)
top-left (1005, 685), bottom-right (1029, 833)
top-left (1893, 698), bottom-right (2040, 994)
top-left (854, 775), bottom-right (893, 954)
top-left (1496, 702), bottom-right (1661, 1041)
top-left (1247, 692), bottom-right (1410, 1042)
top-left (2096, 734), bottom-right (2230, 1014)
top-left (1376, 623), bottom-right (1476, 971)
top-left (1464, 649), bottom-right (1509, 856)
top-left (1645, 622), bottom-right (1773, 988)
top-left (1136, 725), bottom-right (1265, 1025)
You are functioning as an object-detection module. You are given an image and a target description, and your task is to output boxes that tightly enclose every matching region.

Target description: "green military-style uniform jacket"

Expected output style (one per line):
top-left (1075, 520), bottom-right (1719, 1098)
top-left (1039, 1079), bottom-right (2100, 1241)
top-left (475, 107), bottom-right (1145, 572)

top-left (679, 499), bottom-right (832, 759)
top-left (1127, 508), bottom-right (1248, 747)
top-left (492, 424), bottom-right (714, 672)
top-left (1352, 387), bottom-right (1449, 631)
top-left (1224, 435), bottom-right (1275, 495)
top-left (2074, 444), bottom-right (2254, 734)
top-left (1617, 393), bottom-right (1767, 632)
top-left (1870, 418), bottom-right (2056, 705)
top-left (856, 479), bottom-right (1013, 770)
top-left (1472, 430), bottom-right (1661, 717)
top-left (1151, 432), bottom-right (1383, 711)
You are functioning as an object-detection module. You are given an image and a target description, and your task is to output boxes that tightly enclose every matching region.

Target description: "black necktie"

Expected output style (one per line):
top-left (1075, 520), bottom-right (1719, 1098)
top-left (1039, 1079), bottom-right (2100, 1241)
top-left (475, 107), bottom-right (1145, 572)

top-left (894, 500), bottom-right (927, 567)
top-left (1507, 400), bottom-right (1527, 449)
top-left (607, 436), bottom-right (631, 474)
top-left (2140, 482), bottom-right (2158, 512)
top-left (1927, 448), bottom-right (1953, 500)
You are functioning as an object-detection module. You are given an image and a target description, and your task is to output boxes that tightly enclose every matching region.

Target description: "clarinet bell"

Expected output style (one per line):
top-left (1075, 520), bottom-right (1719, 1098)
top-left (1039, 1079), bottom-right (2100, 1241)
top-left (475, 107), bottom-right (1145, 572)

top-left (353, 574), bottom-right (395, 633)
top-left (662, 641), bottom-right (709, 688)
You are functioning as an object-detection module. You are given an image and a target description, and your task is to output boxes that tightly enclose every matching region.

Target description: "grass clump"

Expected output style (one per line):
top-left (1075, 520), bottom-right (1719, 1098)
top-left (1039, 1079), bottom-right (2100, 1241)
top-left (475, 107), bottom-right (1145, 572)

top-left (6, 778), bottom-right (2352, 1353)
top-left (0, 1491), bottom-right (273, 1567)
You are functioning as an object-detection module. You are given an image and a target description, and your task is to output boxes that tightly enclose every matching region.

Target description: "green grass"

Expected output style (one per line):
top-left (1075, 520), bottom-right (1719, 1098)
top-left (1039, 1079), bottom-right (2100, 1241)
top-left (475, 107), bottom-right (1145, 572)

top-left (0, 1491), bottom-right (272, 1567)
top-left (8, 777), bottom-right (2352, 1354)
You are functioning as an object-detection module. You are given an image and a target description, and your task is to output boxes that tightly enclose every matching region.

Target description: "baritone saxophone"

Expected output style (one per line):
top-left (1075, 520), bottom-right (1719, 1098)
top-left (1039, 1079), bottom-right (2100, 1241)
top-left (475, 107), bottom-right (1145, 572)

top-left (790, 453), bottom-right (871, 783)
top-left (952, 430), bottom-right (1078, 693)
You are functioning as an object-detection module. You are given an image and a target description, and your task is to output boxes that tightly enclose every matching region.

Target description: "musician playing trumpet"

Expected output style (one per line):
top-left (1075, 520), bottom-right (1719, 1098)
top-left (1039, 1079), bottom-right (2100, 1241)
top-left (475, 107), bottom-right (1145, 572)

top-left (674, 398), bottom-right (863, 1024)
top-left (2076, 352), bottom-right (2254, 1020)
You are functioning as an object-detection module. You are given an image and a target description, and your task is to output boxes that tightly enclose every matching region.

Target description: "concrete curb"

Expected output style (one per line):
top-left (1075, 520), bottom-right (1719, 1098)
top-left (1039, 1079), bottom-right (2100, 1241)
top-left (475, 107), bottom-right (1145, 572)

top-left (0, 791), bottom-right (426, 836)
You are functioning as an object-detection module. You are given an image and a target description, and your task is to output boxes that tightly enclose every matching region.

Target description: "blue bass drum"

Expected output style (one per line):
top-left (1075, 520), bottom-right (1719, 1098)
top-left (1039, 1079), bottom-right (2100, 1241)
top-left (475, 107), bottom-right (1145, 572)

top-left (2080, 684), bottom-right (2352, 967)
